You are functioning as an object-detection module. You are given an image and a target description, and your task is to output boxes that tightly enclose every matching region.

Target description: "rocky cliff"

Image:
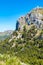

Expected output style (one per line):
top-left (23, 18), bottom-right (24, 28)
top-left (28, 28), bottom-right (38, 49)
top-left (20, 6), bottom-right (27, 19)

top-left (16, 6), bottom-right (43, 30)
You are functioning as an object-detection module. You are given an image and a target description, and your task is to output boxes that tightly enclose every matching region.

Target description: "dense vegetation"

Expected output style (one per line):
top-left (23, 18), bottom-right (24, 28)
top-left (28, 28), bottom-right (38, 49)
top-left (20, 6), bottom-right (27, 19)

top-left (0, 24), bottom-right (43, 65)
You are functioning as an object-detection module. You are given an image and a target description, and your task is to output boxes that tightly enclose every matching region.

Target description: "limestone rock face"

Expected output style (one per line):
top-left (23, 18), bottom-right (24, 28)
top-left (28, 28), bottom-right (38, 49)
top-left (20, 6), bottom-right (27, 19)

top-left (16, 6), bottom-right (43, 30)
top-left (16, 16), bottom-right (26, 30)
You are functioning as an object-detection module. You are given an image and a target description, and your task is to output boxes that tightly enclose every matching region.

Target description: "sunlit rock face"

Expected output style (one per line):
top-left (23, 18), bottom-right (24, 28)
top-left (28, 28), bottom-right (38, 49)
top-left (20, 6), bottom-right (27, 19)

top-left (16, 16), bottom-right (26, 30)
top-left (29, 7), bottom-right (43, 29)
top-left (16, 6), bottom-right (43, 30)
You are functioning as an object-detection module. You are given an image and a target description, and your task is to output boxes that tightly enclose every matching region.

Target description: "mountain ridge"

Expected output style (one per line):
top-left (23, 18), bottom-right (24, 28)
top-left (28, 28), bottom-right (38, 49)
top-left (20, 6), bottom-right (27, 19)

top-left (16, 6), bottom-right (43, 31)
top-left (0, 30), bottom-right (13, 41)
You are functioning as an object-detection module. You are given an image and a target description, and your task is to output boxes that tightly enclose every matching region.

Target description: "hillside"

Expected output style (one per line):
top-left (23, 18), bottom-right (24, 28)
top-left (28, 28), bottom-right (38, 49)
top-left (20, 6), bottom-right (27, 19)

top-left (0, 7), bottom-right (43, 65)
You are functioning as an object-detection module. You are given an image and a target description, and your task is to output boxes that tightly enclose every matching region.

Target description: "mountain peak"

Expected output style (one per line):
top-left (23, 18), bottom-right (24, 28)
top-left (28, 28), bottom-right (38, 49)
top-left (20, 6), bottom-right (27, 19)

top-left (32, 6), bottom-right (43, 15)
top-left (16, 6), bottom-right (43, 31)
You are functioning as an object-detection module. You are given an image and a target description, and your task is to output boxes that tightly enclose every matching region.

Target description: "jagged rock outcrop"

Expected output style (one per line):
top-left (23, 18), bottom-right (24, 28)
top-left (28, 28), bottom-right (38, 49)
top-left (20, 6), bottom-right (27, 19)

top-left (16, 16), bottom-right (26, 30)
top-left (16, 6), bottom-right (43, 30)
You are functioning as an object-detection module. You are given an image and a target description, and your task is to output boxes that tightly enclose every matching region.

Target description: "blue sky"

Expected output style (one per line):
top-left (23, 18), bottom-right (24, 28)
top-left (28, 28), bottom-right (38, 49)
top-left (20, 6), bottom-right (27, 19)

top-left (0, 0), bottom-right (43, 32)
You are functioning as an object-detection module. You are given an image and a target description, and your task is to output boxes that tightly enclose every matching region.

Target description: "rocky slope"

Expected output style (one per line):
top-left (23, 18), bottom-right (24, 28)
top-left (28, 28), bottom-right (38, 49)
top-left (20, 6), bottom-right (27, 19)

top-left (16, 6), bottom-right (43, 30)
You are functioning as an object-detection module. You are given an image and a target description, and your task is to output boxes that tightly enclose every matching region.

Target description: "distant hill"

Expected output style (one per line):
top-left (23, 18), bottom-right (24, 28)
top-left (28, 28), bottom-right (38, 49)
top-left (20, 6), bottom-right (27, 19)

top-left (0, 30), bottom-right (13, 40)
